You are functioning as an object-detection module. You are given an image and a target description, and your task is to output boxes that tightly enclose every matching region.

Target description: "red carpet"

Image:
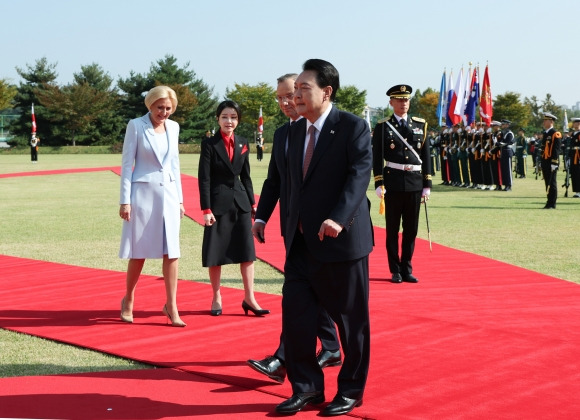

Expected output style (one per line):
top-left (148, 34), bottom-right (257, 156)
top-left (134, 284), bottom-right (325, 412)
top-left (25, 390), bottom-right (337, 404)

top-left (0, 368), bottom-right (292, 420)
top-left (1, 168), bottom-right (580, 418)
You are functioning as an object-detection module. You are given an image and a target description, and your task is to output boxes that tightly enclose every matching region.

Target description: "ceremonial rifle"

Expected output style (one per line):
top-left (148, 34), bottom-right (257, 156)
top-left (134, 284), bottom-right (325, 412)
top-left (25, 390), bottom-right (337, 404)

top-left (562, 156), bottom-right (570, 197)
top-left (423, 198), bottom-right (432, 252)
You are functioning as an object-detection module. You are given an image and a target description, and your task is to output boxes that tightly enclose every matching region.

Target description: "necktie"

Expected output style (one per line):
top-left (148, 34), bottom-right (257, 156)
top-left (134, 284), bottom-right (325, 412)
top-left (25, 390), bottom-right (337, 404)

top-left (229, 138), bottom-right (235, 162)
top-left (400, 118), bottom-right (407, 129)
top-left (303, 125), bottom-right (316, 179)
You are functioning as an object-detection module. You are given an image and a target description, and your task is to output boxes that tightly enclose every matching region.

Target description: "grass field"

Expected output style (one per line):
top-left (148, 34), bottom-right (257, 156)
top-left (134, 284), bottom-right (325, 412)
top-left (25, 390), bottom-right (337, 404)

top-left (1, 153), bottom-right (578, 377)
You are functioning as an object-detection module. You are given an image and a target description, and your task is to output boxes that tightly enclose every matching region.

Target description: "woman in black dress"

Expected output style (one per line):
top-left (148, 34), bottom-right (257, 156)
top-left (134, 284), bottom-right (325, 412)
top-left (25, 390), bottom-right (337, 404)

top-left (198, 100), bottom-right (269, 317)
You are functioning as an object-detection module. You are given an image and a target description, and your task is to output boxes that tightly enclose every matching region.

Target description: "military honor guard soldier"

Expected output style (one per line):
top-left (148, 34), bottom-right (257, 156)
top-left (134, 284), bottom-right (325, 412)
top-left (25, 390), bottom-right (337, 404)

top-left (372, 84), bottom-right (432, 283)
top-left (540, 112), bottom-right (562, 209)
top-left (498, 119), bottom-right (515, 191)
top-left (568, 117), bottom-right (580, 198)
top-left (515, 128), bottom-right (527, 178)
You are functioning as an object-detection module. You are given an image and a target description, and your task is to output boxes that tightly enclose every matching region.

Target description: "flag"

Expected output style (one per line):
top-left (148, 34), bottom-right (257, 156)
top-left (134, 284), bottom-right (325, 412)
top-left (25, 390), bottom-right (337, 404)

top-left (364, 106), bottom-right (371, 132)
top-left (436, 70), bottom-right (446, 127)
top-left (448, 68), bottom-right (464, 126)
top-left (445, 70), bottom-right (454, 127)
top-left (460, 67), bottom-right (472, 124)
top-left (479, 65), bottom-right (493, 125)
top-left (563, 110), bottom-right (569, 132)
top-left (257, 106), bottom-right (263, 135)
top-left (31, 103), bottom-right (37, 133)
top-left (464, 67), bottom-right (479, 126)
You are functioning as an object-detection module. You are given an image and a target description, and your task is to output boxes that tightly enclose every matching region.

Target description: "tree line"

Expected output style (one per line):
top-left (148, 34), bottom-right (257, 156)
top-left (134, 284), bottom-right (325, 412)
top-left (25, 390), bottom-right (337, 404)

top-left (1, 55), bottom-right (577, 148)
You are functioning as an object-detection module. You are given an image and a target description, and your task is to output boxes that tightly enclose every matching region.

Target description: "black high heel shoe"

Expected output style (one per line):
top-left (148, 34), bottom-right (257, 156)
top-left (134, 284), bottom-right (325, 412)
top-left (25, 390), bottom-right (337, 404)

top-left (210, 301), bottom-right (222, 316)
top-left (242, 300), bottom-right (270, 316)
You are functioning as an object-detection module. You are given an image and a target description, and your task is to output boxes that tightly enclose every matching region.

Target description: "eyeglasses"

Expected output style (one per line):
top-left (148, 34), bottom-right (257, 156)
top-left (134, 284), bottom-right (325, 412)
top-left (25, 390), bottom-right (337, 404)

top-left (276, 94), bottom-right (294, 104)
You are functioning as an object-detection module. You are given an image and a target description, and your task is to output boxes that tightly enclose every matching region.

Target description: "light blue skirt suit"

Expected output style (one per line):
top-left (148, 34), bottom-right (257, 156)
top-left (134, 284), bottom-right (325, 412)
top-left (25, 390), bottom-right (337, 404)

top-left (119, 114), bottom-right (183, 259)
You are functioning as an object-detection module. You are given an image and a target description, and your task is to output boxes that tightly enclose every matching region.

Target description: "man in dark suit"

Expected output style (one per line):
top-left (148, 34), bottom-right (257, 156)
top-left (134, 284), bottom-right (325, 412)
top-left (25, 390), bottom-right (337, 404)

top-left (372, 84), bottom-right (431, 283)
top-left (247, 73), bottom-right (341, 384)
top-left (275, 59), bottom-right (373, 417)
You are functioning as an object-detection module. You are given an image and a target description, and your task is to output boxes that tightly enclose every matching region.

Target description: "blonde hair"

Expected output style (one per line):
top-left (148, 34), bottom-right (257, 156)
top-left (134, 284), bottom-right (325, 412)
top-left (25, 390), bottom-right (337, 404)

top-left (144, 86), bottom-right (178, 112)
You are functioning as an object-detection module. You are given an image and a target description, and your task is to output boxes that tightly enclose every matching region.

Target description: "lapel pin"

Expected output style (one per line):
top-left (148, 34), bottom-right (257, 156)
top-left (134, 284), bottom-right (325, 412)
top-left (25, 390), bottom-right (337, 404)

top-left (330, 130), bottom-right (335, 134)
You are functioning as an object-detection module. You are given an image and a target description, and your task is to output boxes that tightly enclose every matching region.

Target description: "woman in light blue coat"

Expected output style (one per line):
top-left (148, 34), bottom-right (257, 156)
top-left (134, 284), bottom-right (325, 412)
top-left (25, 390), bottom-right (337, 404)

top-left (119, 86), bottom-right (186, 327)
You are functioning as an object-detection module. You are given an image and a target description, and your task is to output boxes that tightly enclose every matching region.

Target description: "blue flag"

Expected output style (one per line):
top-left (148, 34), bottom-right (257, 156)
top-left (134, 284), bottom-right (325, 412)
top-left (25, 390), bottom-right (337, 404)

top-left (436, 71), bottom-right (446, 127)
top-left (465, 68), bottom-right (479, 126)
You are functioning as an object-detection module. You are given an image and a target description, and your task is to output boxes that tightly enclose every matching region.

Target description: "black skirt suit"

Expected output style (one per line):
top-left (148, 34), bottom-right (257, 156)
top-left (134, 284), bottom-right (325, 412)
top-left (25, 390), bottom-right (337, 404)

top-left (198, 132), bottom-right (256, 267)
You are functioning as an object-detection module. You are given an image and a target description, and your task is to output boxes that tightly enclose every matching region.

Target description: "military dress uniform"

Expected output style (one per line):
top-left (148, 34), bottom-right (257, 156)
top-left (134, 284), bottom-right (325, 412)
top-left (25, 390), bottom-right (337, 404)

top-left (372, 84), bottom-right (432, 283)
top-left (568, 118), bottom-right (580, 197)
top-left (490, 121), bottom-right (503, 190)
top-left (498, 119), bottom-right (515, 191)
top-left (540, 113), bottom-right (562, 209)
top-left (449, 126), bottom-right (461, 186)
top-left (457, 128), bottom-right (470, 187)
top-left (440, 128), bottom-right (450, 184)
top-left (515, 132), bottom-right (527, 178)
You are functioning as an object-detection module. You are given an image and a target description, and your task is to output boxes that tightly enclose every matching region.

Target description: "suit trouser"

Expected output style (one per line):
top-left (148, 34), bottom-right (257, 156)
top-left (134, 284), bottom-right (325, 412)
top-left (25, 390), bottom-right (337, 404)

top-left (274, 306), bottom-right (339, 363)
top-left (500, 153), bottom-right (513, 187)
top-left (385, 190), bottom-right (421, 276)
top-left (542, 162), bottom-right (558, 207)
top-left (282, 230), bottom-right (370, 399)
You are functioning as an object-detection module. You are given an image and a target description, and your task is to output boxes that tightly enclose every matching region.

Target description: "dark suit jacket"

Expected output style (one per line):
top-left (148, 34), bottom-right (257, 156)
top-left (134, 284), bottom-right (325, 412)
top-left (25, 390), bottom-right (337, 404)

top-left (255, 121), bottom-right (291, 237)
top-left (198, 131), bottom-right (255, 215)
top-left (285, 106), bottom-right (373, 263)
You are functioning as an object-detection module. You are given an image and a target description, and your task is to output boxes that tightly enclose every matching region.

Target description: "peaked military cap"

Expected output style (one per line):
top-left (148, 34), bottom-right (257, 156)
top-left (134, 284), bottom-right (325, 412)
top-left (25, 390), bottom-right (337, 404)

top-left (500, 119), bottom-right (511, 125)
top-left (571, 117), bottom-right (580, 122)
top-left (490, 121), bottom-right (501, 127)
top-left (543, 112), bottom-right (557, 121)
top-left (387, 84), bottom-right (412, 98)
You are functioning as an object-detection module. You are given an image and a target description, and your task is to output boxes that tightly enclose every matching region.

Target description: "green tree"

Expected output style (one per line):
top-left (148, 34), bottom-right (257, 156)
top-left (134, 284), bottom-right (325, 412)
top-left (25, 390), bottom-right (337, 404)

top-left (225, 82), bottom-right (278, 142)
top-left (35, 82), bottom-right (112, 146)
top-left (12, 57), bottom-right (58, 145)
top-left (117, 55), bottom-right (217, 143)
top-left (73, 63), bottom-right (125, 145)
top-left (334, 85), bottom-right (367, 116)
top-left (0, 79), bottom-right (17, 110)
top-left (493, 92), bottom-right (530, 130)
top-left (414, 88), bottom-right (439, 129)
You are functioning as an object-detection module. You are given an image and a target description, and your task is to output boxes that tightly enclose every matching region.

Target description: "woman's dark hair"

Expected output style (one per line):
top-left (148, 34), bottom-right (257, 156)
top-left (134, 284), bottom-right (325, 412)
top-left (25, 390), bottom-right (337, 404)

top-left (216, 100), bottom-right (242, 122)
top-left (302, 59), bottom-right (340, 101)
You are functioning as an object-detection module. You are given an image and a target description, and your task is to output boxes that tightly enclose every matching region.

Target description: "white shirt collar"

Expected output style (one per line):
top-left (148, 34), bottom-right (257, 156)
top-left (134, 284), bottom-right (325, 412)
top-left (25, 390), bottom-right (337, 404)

top-left (306, 103), bottom-right (333, 134)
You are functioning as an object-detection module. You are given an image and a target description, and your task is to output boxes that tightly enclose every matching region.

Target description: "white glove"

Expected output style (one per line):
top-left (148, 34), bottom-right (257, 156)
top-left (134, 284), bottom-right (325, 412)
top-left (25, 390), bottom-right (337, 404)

top-left (480, 149), bottom-right (484, 154)
top-left (375, 186), bottom-right (384, 199)
top-left (551, 165), bottom-right (558, 171)
top-left (422, 188), bottom-right (431, 200)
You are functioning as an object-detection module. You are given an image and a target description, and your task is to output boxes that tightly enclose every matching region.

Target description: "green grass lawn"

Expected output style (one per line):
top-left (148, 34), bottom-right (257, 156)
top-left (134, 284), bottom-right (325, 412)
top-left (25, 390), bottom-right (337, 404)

top-left (1, 153), bottom-right (578, 377)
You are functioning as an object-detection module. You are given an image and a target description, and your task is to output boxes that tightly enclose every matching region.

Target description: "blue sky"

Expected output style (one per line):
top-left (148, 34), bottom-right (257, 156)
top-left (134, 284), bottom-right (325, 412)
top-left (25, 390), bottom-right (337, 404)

top-left (2, 0), bottom-right (578, 111)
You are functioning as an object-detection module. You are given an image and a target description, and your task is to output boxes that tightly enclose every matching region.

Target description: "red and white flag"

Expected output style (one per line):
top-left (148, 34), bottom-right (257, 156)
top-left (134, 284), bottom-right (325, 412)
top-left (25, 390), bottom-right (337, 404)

top-left (31, 103), bottom-right (37, 133)
top-left (258, 106), bottom-right (263, 135)
top-left (479, 65), bottom-right (493, 125)
top-left (448, 68), bottom-right (464, 125)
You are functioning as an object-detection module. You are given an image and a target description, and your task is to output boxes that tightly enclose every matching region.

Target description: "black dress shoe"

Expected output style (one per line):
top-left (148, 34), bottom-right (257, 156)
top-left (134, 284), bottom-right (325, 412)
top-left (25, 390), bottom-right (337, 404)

top-left (247, 356), bottom-right (286, 383)
top-left (276, 391), bottom-right (324, 414)
top-left (321, 393), bottom-right (362, 416)
top-left (402, 274), bottom-right (419, 283)
top-left (242, 300), bottom-right (270, 316)
top-left (390, 273), bottom-right (402, 283)
top-left (317, 349), bottom-right (342, 368)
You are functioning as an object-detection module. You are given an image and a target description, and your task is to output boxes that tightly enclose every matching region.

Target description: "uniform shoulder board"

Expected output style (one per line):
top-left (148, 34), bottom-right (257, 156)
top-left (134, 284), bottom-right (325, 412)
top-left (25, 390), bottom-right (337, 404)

top-left (411, 116), bottom-right (426, 123)
top-left (377, 117), bottom-right (389, 124)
